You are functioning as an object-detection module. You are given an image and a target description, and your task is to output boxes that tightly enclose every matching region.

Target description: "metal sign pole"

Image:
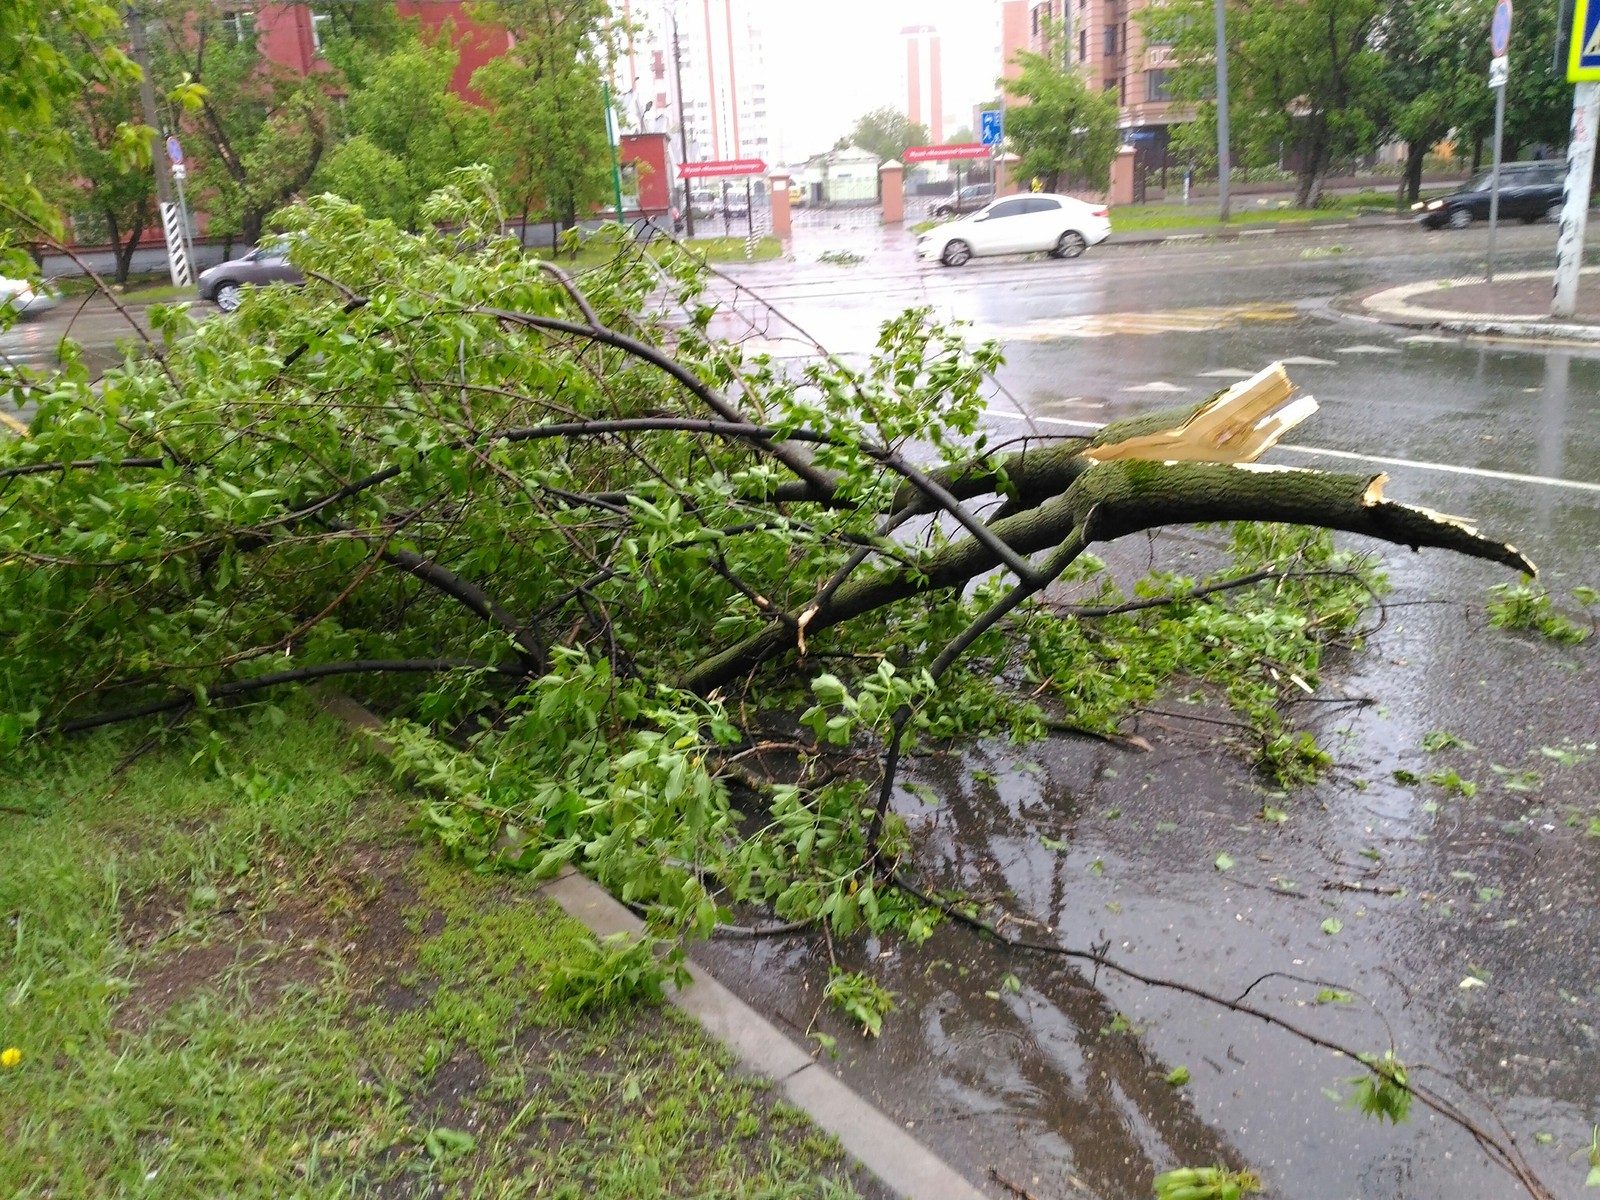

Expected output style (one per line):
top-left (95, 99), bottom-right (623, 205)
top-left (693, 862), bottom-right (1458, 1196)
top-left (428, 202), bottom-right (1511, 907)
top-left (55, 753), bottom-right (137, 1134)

top-left (1214, 0), bottom-right (1231, 222)
top-left (1487, 76), bottom-right (1507, 282)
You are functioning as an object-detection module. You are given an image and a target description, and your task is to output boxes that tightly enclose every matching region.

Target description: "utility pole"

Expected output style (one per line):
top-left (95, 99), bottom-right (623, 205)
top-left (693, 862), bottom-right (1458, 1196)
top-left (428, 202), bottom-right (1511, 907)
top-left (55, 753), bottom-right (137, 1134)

top-left (601, 81), bottom-right (626, 222)
top-left (126, 6), bottom-right (193, 287)
top-left (1214, 0), bottom-right (1231, 222)
top-left (671, 8), bottom-right (695, 237)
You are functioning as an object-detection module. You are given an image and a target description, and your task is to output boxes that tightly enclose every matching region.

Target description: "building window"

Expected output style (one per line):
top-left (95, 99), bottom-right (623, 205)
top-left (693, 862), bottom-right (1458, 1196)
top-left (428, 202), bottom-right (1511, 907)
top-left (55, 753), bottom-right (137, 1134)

top-left (311, 10), bottom-right (334, 54)
top-left (1031, 7), bottom-right (1039, 35)
top-left (1146, 69), bottom-right (1171, 101)
top-left (1104, 25), bottom-right (1117, 54)
top-left (1079, 28), bottom-right (1086, 60)
top-left (221, 9), bottom-right (256, 44)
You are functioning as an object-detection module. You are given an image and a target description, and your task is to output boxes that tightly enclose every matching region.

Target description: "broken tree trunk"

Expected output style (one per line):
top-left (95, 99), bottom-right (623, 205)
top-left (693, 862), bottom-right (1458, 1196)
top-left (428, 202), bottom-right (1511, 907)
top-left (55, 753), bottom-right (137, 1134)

top-left (682, 364), bottom-right (1532, 696)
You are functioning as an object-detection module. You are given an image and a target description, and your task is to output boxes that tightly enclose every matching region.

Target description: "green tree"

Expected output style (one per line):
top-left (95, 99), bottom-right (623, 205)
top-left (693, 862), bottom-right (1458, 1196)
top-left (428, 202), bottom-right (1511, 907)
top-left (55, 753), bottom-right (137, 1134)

top-left (1000, 51), bottom-right (1120, 191)
top-left (144, 0), bottom-right (402, 250)
top-left (1377, 0), bottom-right (1479, 204)
top-left (1, 0), bottom-right (145, 270)
top-left (845, 107), bottom-right (930, 162)
top-left (1148, 0), bottom-right (1388, 208)
top-left (1449, 0), bottom-right (1573, 170)
top-left (313, 32), bottom-right (491, 229)
top-left (471, 0), bottom-right (617, 242)
top-left (59, 71), bottom-right (157, 284)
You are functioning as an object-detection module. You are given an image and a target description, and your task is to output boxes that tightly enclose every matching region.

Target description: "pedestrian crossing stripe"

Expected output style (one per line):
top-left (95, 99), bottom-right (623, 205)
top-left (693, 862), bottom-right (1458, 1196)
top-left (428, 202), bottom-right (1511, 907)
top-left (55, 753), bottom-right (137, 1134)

top-left (1569, 0), bottom-right (1600, 80)
top-left (993, 302), bottom-right (1299, 341)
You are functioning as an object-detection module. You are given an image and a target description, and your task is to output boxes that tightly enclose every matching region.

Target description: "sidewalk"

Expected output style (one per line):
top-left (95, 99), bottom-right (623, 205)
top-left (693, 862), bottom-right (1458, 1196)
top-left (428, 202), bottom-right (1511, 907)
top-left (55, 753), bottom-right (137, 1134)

top-left (1353, 266), bottom-right (1600, 342)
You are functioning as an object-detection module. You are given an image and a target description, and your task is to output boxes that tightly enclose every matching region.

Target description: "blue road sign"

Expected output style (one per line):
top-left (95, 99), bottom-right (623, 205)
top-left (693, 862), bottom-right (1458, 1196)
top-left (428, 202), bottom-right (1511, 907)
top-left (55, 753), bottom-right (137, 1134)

top-left (1490, 0), bottom-right (1512, 57)
top-left (166, 136), bottom-right (184, 165)
top-left (1570, 0), bottom-right (1600, 79)
top-left (980, 109), bottom-right (1003, 146)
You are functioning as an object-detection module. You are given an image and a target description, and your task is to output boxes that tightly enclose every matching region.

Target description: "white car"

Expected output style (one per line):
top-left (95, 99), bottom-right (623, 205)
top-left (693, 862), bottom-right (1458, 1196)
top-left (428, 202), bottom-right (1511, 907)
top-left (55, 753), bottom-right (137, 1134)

top-left (916, 193), bottom-right (1111, 267)
top-left (0, 275), bottom-right (61, 319)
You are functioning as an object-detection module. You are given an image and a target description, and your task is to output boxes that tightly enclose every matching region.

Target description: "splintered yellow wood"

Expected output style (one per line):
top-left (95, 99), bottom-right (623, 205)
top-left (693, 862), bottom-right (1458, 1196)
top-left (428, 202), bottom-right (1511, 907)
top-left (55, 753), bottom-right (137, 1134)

top-left (1083, 362), bottom-right (1315, 465)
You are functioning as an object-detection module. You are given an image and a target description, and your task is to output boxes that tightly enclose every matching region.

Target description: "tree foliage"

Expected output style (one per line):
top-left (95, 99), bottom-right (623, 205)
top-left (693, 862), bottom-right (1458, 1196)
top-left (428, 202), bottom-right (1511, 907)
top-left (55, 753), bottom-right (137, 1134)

top-left (0, 170), bottom-right (1531, 935)
top-left (313, 32), bottom-right (492, 229)
top-left (470, 0), bottom-right (617, 238)
top-left (1000, 49), bottom-right (1121, 191)
top-left (1147, 0), bottom-right (1388, 207)
top-left (0, 0), bottom-right (145, 267)
top-left (1376, 0), bottom-right (1481, 203)
top-left (843, 107), bottom-right (930, 163)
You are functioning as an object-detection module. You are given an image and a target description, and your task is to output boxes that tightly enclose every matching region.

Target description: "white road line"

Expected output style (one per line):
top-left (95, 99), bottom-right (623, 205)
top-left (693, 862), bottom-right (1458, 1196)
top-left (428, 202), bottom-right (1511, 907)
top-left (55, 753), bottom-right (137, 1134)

top-left (981, 408), bottom-right (1600, 494)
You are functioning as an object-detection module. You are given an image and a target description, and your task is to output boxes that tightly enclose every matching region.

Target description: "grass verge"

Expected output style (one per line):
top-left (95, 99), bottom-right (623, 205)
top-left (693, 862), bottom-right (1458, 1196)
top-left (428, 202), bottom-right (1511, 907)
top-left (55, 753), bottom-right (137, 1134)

top-left (0, 703), bottom-right (874, 1199)
top-left (1110, 200), bottom-right (1397, 233)
top-left (559, 235), bottom-right (783, 269)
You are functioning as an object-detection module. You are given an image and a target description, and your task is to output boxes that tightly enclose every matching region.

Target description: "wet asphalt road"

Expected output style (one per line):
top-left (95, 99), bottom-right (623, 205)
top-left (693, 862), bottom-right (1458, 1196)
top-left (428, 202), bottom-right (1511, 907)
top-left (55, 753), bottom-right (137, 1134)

top-left (6, 221), bottom-right (1598, 1199)
top-left (699, 223), bottom-right (1600, 1200)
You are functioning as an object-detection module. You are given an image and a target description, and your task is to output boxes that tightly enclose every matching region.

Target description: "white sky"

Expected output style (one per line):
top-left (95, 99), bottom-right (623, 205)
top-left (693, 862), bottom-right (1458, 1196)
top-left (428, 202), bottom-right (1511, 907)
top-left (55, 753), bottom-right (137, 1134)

top-left (761, 0), bottom-right (1004, 163)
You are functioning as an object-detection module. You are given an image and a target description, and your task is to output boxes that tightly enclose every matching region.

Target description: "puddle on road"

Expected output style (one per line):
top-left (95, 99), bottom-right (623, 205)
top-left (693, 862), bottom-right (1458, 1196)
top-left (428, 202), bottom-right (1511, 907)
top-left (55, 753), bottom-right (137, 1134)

top-left (698, 538), bottom-right (1599, 1200)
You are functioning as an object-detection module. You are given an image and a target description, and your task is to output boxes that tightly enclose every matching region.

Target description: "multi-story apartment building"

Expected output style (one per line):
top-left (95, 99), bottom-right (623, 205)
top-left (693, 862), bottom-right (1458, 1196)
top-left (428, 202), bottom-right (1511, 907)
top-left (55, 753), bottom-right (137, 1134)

top-left (902, 25), bottom-right (944, 143)
top-left (614, 0), bottom-right (769, 166)
top-left (1001, 0), bottom-right (1188, 182)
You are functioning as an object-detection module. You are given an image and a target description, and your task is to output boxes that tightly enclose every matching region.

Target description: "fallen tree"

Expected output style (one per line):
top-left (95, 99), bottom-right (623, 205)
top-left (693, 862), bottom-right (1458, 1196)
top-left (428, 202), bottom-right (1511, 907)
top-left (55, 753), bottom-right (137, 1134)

top-left (0, 174), bottom-right (1555, 1197)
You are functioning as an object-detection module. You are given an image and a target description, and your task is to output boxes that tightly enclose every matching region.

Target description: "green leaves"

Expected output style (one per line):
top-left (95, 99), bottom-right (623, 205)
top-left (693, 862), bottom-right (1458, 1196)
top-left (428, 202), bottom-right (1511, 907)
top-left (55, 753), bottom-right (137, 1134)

top-left (823, 969), bottom-right (896, 1038)
top-left (1344, 1051), bottom-right (1412, 1125)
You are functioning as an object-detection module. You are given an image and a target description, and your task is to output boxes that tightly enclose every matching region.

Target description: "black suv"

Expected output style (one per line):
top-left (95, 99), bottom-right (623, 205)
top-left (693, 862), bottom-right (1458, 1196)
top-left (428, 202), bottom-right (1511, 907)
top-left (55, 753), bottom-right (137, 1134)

top-left (1413, 161), bottom-right (1566, 229)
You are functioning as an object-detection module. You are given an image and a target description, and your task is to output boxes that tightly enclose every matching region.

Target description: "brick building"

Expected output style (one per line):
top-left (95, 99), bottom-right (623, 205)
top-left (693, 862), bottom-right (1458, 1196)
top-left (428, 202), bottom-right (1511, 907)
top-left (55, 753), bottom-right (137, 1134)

top-left (1000, 0), bottom-right (1189, 182)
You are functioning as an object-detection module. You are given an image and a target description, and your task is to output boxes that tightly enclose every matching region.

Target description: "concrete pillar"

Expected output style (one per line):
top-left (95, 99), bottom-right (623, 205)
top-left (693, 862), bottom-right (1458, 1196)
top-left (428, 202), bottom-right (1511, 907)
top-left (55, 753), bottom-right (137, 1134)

top-left (880, 159), bottom-right (905, 224)
top-left (768, 171), bottom-right (791, 239)
top-left (1110, 144), bottom-right (1138, 207)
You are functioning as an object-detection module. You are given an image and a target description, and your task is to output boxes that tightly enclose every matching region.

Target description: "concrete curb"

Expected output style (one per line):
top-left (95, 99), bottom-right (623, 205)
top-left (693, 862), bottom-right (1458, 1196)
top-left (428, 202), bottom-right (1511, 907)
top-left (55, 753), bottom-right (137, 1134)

top-left (1352, 267), bottom-right (1600, 344)
top-left (320, 694), bottom-right (992, 1200)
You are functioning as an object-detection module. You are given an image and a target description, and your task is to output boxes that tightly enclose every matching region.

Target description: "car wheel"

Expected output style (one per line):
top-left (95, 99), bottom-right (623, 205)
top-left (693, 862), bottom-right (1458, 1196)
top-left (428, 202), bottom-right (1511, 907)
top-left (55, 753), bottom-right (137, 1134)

top-left (942, 239), bottom-right (972, 267)
top-left (1445, 208), bottom-right (1474, 230)
top-left (933, 205), bottom-right (951, 218)
top-left (215, 282), bottom-right (243, 312)
top-left (1054, 230), bottom-right (1088, 260)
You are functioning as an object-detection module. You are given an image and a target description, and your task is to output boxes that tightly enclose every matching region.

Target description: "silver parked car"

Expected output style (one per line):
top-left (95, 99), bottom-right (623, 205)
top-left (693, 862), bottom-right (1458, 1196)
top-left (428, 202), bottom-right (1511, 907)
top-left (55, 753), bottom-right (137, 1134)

top-left (0, 275), bottom-right (62, 319)
top-left (196, 242), bottom-right (303, 312)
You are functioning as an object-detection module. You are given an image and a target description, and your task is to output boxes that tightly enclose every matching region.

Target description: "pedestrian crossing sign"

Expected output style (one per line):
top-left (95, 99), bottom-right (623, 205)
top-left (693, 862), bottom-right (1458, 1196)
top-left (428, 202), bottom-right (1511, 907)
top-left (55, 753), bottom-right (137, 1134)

top-left (1570, 0), bottom-right (1600, 79)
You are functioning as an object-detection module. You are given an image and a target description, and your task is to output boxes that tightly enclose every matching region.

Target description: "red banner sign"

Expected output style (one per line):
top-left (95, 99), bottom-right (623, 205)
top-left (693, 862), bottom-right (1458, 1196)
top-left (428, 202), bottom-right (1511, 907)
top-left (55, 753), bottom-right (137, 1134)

top-left (904, 143), bottom-right (991, 163)
top-left (678, 158), bottom-right (767, 179)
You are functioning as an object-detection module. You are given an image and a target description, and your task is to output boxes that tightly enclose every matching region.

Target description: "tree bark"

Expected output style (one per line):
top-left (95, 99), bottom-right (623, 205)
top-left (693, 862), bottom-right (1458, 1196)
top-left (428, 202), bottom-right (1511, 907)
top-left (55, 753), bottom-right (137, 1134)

top-left (1401, 140), bottom-right (1429, 206)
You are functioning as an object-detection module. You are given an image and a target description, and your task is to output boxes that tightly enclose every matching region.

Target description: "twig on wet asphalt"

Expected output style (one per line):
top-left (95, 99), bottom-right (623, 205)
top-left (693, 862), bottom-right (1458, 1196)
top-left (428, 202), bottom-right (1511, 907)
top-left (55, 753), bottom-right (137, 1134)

top-left (888, 867), bottom-right (1557, 1200)
top-left (988, 1166), bottom-right (1042, 1200)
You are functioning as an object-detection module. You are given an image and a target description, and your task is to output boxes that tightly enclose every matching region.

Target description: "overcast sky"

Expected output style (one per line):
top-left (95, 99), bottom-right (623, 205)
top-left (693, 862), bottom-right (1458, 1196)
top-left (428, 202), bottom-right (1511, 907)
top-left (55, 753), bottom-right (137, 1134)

top-left (761, 0), bottom-right (1004, 163)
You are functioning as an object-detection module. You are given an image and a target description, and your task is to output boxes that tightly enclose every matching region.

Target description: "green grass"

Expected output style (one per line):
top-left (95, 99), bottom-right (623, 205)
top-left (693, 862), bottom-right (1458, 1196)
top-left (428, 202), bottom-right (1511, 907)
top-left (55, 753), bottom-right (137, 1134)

top-left (557, 234), bottom-right (783, 269)
top-left (0, 703), bottom-right (868, 1199)
top-left (1110, 197), bottom-right (1398, 233)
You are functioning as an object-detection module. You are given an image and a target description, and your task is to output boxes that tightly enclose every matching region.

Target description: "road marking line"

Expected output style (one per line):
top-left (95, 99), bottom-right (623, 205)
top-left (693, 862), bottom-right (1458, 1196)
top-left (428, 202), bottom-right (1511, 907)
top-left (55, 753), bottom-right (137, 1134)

top-left (1337, 344), bottom-right (1402, 354)
top-left (981, 409), bottom-right (1600, 494)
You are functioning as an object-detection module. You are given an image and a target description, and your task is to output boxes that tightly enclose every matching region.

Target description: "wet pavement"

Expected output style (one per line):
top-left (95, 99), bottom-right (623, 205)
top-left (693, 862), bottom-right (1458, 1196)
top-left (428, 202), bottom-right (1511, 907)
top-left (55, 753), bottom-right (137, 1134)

top-left (697, 224), bottom-right (1600, 1199)
top-left (7, 222), bottom-right (1600, 1198)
